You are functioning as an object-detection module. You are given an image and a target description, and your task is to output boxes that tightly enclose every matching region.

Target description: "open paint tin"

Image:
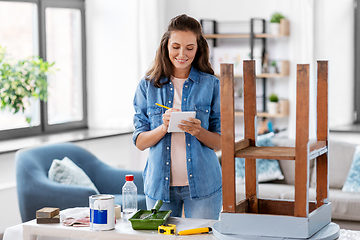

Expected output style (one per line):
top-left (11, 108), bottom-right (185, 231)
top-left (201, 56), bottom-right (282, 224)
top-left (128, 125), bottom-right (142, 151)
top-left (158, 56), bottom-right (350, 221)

top-left (89, 194), bottom-right (115, 231)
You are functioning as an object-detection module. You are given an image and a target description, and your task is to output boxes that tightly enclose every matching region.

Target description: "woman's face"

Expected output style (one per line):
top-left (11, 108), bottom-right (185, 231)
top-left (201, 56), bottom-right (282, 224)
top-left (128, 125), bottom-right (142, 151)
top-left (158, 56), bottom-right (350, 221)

top-left (167, 30), bottom-right (197, 78)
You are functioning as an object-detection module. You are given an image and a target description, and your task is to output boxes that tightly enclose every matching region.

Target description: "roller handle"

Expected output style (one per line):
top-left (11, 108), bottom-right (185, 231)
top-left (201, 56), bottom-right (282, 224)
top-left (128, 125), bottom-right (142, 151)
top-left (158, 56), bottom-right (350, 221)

top-left (152, 200), bottom-right (163, 213)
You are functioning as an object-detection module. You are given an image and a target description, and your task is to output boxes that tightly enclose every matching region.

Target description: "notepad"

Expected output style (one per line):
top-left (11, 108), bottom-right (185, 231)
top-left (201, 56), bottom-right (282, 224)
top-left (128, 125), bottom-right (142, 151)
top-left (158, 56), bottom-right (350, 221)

top-left (167, 111), bottom-right (196, 133)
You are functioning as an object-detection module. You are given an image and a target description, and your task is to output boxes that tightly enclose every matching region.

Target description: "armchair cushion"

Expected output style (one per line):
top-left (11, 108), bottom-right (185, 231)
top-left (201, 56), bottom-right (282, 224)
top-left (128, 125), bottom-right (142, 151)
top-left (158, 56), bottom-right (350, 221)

top-left (48, 157), bottom-right (100, 194)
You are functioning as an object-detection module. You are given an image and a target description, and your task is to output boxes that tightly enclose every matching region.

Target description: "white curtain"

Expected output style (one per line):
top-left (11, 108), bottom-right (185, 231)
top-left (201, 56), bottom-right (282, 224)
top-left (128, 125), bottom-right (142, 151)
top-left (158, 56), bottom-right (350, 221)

top-left (86, 0), bottom-right (163, 130)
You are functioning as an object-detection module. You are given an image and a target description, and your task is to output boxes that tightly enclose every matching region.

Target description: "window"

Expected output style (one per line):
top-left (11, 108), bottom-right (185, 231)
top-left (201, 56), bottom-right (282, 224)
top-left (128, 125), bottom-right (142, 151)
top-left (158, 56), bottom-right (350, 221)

top-left (0, 0), bottom-right (87, 140)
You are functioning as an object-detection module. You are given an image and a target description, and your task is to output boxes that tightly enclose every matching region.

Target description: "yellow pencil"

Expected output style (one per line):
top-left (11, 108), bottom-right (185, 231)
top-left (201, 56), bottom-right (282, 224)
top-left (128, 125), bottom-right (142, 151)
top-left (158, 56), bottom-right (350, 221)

top-left (155, 103), bottom-right (170, 110)
top-left (178, 227), bottom-right (212, 235)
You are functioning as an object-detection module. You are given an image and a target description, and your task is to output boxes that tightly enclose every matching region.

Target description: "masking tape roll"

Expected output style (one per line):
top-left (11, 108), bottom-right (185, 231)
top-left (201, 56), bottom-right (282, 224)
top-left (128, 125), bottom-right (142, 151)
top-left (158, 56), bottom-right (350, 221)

top-left (115, 204), bottom-right (121, 219)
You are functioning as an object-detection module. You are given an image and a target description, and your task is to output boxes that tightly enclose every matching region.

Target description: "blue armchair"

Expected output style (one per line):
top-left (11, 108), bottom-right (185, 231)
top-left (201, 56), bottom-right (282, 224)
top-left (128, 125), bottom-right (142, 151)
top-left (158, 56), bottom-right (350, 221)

top-left (15, 142), bottom-right (146, 222)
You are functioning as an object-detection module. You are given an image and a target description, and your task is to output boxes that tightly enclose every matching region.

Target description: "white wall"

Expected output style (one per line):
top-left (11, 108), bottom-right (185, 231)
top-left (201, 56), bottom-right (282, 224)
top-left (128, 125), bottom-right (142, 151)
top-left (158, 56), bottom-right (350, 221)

top-left (165, 0), bottom-right (355, 138)
top-left (314, 0), bottom-right (354, 128)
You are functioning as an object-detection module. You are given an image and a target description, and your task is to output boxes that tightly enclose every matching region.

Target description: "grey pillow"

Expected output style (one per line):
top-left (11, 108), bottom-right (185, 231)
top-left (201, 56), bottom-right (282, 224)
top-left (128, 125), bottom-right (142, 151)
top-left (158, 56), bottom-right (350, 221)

top-left (342, 146), bottom-right (360, 192)
top-left (48, 157), bottom-right (100, 194)
top-left (310, 141), bottom-right (358, 189)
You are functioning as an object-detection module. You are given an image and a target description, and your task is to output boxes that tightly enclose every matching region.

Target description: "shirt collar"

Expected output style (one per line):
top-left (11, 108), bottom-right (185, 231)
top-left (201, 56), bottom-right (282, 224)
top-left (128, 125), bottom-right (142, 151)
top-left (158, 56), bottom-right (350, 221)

top-left (159, 66), bottom-right (200, 84)
top-left (188, 66), bottom-right (200, 84)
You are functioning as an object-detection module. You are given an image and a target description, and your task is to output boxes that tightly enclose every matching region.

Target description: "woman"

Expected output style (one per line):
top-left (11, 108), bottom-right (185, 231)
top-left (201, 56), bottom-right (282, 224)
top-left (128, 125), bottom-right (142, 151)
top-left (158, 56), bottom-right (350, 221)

top-left (133, 14), bottom-right (222, 219)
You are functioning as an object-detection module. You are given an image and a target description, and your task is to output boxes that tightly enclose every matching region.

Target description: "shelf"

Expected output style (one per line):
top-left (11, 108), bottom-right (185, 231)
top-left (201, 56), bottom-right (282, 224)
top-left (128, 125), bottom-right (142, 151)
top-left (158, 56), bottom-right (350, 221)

top-left (234, 141), bottom-right (328, 161)
top-left (204, 19), bottom-right (290, 39)
top-left (235, 146), bottom-right (295, 160)
top-left (215, 60), bottom-right (290, 78)
top-left (234, 111), bottom-right (288, 118)
top-left (204, 33), bottom-right (287, 39)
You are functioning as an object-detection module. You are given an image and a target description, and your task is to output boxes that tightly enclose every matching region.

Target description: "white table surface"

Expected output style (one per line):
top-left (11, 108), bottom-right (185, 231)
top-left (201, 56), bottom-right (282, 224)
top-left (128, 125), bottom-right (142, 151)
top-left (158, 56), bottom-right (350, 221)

top-left (4, 217), bottom-right (360, 240)
top-left (4, 217), bottom-right (218, 240)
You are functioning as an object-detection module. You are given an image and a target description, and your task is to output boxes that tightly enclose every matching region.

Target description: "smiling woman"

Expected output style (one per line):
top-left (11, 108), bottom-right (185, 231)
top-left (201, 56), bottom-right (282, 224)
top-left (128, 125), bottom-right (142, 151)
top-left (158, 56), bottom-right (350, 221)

top-left (133, 14), bottom-right (222, 220)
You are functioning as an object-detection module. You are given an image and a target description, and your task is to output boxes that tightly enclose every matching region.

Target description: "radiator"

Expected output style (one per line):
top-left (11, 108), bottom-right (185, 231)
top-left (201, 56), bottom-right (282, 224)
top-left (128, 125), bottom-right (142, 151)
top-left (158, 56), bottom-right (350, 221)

top-left (0, 183), bottom-right (22, 234)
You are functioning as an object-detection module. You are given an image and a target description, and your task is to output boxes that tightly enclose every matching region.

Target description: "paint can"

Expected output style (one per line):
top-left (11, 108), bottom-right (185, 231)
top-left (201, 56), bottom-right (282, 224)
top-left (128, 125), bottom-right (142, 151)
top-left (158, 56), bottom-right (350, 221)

top-left (89, 194), bottom-right (115, 231)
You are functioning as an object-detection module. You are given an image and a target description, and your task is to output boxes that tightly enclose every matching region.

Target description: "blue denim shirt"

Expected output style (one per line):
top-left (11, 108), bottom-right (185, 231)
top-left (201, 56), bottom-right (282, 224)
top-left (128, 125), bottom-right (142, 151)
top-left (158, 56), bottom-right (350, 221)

top-left (133, 67), bottom-right (222, 202)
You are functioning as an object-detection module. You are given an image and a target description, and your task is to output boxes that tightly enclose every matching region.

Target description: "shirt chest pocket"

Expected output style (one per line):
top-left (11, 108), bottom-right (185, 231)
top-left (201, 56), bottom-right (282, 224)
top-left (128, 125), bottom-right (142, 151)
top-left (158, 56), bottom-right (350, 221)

top-left (195, 105), bottom-right (210, 129)
top-left (147, 107), bottom-right (163, 129)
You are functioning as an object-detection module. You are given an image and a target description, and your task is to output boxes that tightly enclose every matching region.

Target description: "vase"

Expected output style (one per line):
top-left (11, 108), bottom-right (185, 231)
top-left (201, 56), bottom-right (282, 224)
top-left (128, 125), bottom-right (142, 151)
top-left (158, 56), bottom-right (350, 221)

top-left (267, 102), bottom-right (279, 115)
top-left (269, 23), bottom-right (280, 35)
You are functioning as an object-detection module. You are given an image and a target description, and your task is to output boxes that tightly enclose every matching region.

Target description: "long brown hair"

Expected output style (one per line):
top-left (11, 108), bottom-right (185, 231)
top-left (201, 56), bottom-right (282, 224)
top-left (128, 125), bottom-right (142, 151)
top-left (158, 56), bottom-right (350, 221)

top-left (146, 14), bottom-right (214, 88)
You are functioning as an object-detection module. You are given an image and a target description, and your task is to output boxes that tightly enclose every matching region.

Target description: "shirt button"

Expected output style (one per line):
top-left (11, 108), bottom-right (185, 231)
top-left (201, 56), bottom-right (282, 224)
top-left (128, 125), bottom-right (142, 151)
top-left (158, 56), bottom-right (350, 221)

top-left (167, 147), bottom-right (169, 150)
top-left (188, 143), bottom-right (190, 146)
top-left (169, 101), bottom-right (171, 103)
top-left (185, 85), bottom-right (188, 87)
top-left (184, 98), bottom-right (186, 101)
top-left (166, 177), bottom-right (169, 180)
top-left (206, 110), bottom-right (208, 112)
top-left (170, 88), bottom-right (173, 90)
top-left (190, 174), bottom-right (193, 177)
top-left (188, 159), bottom-right (191, 162)
top-left (166, 162), bottom-right (169, 165)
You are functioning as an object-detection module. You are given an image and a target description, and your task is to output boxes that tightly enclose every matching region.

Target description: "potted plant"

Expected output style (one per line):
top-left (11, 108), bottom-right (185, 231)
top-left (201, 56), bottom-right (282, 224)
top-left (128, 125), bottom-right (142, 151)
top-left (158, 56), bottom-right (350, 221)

top-left (270, 60), bottom-right (279, 74)
top-left (270, 12), bottom-right (285, 35)
top-left (0, 46), bottom-right (56, 124)
top-left (267, 93), bottom-right (279, 115)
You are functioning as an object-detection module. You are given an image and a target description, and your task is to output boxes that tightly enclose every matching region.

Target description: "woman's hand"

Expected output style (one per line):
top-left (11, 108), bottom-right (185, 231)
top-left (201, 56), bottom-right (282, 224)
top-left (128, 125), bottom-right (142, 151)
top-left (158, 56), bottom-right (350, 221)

top-left (162, 108), bottom-right (180, 131)
top-left (178, 116), bottom-right (221, 151)
top-left (178, 117), bottom-right (201, 136)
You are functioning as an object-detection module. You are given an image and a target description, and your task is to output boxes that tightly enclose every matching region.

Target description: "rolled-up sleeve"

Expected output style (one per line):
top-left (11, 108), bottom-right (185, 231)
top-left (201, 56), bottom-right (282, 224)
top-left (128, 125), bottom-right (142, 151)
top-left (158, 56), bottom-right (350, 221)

top-left (209, 78), bottom-right (221, 135)
top-left (133, 79), bottom-right (150, 146)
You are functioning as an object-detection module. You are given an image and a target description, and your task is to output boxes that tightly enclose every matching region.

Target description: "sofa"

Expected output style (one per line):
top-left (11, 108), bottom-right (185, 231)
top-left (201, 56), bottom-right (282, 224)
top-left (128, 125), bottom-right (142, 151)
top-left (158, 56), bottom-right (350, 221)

top-left (232, 137), bottom-right (360, 230)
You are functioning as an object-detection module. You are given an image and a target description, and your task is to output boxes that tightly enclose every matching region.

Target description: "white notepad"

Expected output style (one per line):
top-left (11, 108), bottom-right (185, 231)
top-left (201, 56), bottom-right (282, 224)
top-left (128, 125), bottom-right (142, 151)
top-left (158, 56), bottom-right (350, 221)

top-left (167, 111), bottom-right (196, 133)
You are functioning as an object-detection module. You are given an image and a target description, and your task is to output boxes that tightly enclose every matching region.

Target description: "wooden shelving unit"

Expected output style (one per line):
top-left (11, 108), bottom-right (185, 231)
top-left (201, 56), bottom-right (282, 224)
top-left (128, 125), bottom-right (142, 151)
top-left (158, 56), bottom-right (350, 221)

top-left (201, 18), bottom-right (290, 118)
top-left (203, 18), bottom-right (290, 39)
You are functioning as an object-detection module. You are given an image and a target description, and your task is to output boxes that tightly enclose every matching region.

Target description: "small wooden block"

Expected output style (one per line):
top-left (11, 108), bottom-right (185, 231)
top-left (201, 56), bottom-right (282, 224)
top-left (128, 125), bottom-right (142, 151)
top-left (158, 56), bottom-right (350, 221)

top-left (36, 207), bottom-right (60, 218)
top-left (36, 215), bottom-right (60, 224)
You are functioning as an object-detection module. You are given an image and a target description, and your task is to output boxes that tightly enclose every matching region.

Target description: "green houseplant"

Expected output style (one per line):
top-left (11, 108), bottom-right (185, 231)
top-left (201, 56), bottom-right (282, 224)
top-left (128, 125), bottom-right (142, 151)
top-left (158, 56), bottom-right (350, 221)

top-left (270, 12), bottom-right (285, 24)
top-left (270, 60), bottom-right (279, 74)
top-left (269, 93), bottom-right (279, 102)
top-left (269, 12), bottom-right (285, 35)
top-left (0, 46), bottom-right (56, 124)
top-left (268, 93), bottom-right (279, 115)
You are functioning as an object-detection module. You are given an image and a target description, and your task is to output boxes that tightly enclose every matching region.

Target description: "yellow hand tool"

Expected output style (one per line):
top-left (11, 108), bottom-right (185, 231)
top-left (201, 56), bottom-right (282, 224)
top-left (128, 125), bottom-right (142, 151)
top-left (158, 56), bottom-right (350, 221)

top-left (177, 227), bottom-right (212, 235)
top-left (158, 224), bottom-right (176, 235)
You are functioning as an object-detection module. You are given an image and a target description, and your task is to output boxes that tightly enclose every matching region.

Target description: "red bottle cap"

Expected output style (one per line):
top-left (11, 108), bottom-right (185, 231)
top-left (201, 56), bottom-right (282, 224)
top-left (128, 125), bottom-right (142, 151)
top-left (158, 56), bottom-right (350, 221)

top-left (125, 175), bottom-right (134, 181)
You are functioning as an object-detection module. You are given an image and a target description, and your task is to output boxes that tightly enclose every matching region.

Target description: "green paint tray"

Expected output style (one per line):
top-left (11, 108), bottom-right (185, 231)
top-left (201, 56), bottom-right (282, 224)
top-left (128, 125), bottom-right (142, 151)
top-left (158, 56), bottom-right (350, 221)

top-left (128, 200), bottom-right (172, 230)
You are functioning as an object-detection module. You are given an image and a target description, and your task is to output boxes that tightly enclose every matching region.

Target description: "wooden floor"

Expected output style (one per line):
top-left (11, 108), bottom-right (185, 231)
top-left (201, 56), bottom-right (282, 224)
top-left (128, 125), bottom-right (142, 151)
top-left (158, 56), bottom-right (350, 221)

top-left (330, 124), bottom-right (360, 133)
top-left (333, 220), bottom-right (360, 231)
